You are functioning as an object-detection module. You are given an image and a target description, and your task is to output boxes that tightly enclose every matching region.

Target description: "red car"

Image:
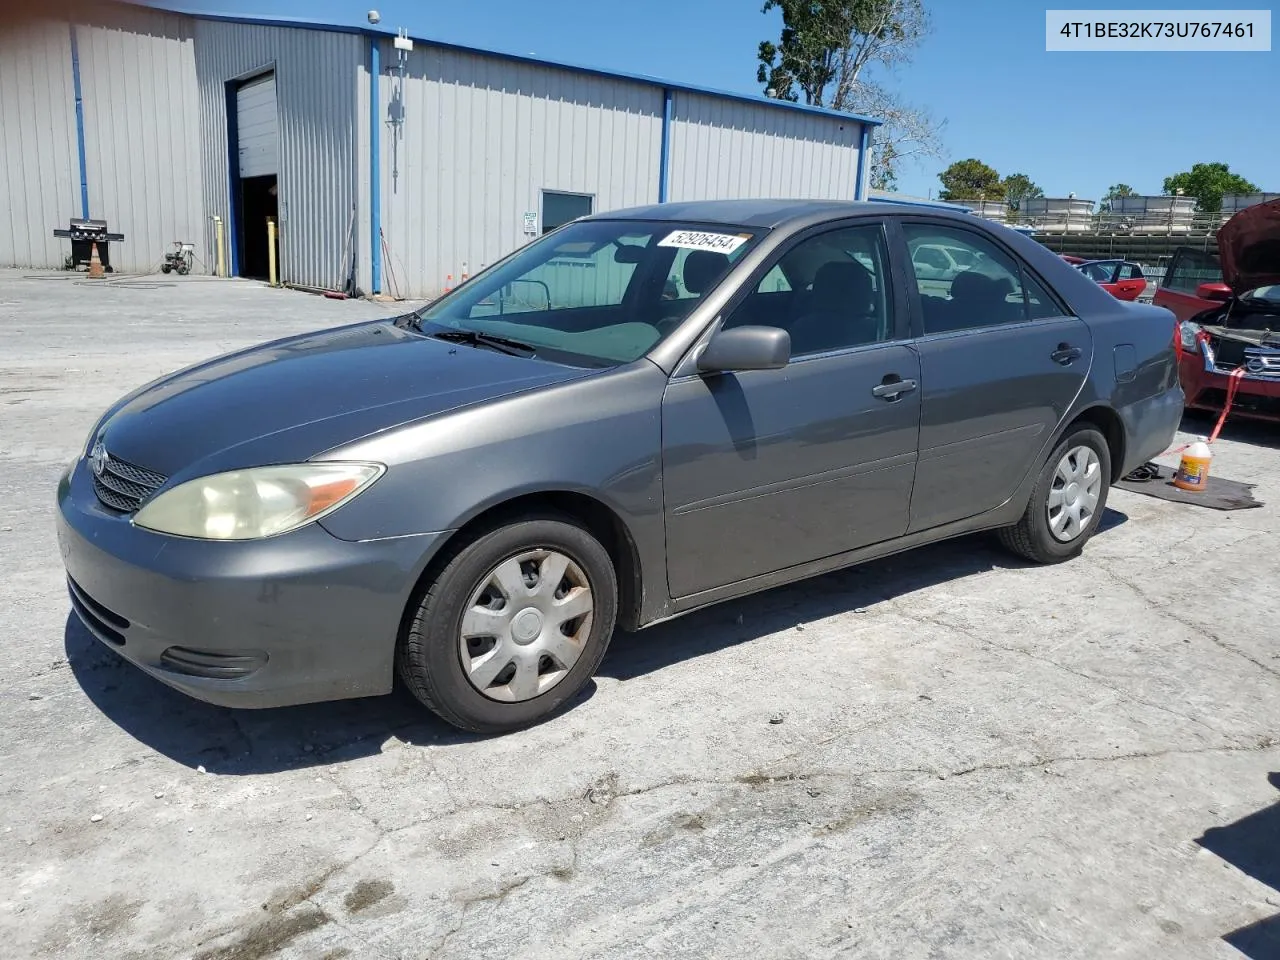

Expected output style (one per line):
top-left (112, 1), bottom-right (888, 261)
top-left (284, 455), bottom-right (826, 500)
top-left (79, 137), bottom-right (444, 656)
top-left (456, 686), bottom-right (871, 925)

top-left (1154, 198), bottom-right (1280, 424)
top-left (1061, 256), bottom-right (1148, 301)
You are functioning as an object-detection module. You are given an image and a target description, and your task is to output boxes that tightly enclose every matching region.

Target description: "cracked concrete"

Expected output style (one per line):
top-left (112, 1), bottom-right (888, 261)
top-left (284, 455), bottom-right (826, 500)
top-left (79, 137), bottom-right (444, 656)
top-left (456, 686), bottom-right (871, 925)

top-left (2, 271), bottom-right (1279, 959)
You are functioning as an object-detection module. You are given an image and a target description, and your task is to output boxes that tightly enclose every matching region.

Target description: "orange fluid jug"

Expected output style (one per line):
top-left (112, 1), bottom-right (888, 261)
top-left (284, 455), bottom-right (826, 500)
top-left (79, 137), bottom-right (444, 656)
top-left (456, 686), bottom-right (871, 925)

top-left (1173, 440), bottom-right (1212, 492)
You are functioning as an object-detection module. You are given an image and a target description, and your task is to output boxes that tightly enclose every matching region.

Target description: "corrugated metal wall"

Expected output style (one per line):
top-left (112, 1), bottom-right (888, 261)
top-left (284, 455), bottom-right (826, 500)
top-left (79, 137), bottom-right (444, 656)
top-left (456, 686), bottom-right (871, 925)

top-left (667, 91), bottom-right (863, 203)
top-left (379, 44), bottom-right (664, 299)
top-left (75, 4), bottom-right (204, 274)
top-left (0, 18), bottom-right (79, 268)
top-left (193, 20), bottom-right (362, 290)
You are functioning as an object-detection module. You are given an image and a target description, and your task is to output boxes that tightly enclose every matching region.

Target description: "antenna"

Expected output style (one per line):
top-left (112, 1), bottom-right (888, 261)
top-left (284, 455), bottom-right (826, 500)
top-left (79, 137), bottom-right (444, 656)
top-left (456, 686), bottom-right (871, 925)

top-left (385, 27), bottom-right (413, 188)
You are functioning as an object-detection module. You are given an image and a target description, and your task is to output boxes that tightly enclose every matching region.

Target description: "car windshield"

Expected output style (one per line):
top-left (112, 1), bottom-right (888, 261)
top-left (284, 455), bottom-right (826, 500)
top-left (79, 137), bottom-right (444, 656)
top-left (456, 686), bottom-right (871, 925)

top-left (414, 219), bottom-right (762, 367)
top-left (1242, 284), bottom-right (1280, 303)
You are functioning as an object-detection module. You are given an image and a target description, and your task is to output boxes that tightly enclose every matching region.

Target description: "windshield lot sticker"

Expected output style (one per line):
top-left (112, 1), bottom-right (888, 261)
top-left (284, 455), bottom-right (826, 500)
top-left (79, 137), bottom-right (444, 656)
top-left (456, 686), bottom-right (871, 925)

top-left (658, 230), bottom-right (750, 254)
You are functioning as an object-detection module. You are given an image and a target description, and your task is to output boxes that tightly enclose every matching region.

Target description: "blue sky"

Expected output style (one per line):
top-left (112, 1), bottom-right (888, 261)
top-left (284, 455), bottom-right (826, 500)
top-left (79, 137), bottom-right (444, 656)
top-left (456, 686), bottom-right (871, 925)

top-left (172, 0), bottom-right (1276, 202)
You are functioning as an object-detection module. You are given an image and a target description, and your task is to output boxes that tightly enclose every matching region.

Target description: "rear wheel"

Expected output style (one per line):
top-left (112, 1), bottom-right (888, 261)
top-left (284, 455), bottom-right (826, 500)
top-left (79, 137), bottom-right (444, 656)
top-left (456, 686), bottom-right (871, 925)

top-left (397, 516), bottom-right (617, 733)
top-left (998, 425), bottom-right (1111, 564)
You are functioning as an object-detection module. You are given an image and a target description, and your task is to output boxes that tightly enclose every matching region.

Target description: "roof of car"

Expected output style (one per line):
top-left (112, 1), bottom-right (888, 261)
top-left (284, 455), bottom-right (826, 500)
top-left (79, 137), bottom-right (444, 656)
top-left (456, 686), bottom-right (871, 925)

top-left (586, 198), bottom-right (977, 230)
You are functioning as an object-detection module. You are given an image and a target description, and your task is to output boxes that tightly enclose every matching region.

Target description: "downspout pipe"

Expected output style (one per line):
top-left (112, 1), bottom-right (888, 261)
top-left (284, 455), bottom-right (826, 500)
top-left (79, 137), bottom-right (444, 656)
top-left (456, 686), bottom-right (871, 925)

top-left (69, 24), bottom-right (90, 218)
top-left (369, 36), bottom-right (382, 294)
top-left (854, 121), bottom-right (870, 201)
top-left (657, 87), bottom-right (673, 203)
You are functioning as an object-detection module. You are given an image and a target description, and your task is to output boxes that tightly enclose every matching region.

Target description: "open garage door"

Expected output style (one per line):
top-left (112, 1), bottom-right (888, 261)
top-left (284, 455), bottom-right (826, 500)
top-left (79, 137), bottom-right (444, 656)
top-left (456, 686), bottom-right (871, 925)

top-left (233, 72), bottom-right (279, 280)
top-left (236, 73), bottom-right (278, 177)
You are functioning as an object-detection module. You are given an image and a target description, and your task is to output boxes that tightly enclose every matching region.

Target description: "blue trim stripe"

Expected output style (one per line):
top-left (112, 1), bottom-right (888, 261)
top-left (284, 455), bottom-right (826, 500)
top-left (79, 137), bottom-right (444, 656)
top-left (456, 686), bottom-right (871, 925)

top-left (124, 2), bottom-right (883, 128)
top-left (870, 195), bottom-right (971, 212)
top-left (69, 24), bottom-right (90, 218)
top-left (657, 88), bottom-right (673, 203)
top-left (224, 80), bottom-right (241, 276)
top-left (853, 123), bottom-right (869, 201)
top-left (369, 38), bottom-right (381, 294)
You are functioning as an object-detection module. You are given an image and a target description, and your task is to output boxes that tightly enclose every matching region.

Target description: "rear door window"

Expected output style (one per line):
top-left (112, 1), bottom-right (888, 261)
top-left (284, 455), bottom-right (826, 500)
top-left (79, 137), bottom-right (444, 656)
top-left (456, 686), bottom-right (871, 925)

top-left (902, 222), bottom-right (1067, 333)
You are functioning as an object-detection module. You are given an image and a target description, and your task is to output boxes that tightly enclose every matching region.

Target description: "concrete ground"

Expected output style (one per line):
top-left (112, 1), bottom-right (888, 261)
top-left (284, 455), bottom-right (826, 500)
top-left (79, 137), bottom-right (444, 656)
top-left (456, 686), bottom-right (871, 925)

top-left (1, 269), bottom-right (1278, 960)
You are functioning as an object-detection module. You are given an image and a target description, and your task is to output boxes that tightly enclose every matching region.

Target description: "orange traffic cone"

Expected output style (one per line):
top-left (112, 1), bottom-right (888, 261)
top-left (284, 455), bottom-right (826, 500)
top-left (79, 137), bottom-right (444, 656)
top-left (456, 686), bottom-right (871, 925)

top-left (444, 274), bottom-right (453, 292)
top-left (88, 242), bottom-right (105, 279)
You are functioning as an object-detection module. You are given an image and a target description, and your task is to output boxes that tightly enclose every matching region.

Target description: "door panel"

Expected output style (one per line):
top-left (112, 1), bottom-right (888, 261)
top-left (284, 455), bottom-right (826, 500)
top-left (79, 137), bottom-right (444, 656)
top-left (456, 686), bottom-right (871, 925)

top-left (662, 345), bottom-right (921, 598)
top-left (908, 317), bottom-right (1091, 532)
top-left (895, 218), bottom-right (1093, 533)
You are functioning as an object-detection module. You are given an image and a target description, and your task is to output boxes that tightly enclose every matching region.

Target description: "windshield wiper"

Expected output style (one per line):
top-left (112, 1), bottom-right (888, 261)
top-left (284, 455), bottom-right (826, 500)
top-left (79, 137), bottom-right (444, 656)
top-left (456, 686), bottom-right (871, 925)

top-left (429, 328), bottom-right (537, 357)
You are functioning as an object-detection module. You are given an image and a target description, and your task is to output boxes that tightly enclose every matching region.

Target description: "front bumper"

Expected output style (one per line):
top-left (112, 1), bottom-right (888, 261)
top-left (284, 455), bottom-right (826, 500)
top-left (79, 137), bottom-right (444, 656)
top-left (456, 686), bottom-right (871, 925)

top-left (55, 459), bottom-right (445, 708)
top-left (1180, 350), bottom-right (1280, 424)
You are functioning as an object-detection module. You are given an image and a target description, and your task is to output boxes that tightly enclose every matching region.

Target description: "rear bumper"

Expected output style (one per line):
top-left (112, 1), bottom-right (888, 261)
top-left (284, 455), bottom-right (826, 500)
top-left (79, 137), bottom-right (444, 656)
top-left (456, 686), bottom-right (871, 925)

top-left (55, 458), bottom-right (444, 708)
top-left (1180, 353), bottom-right (1280, 424)
top-left (1116, 383), bottom-right (1184, 475)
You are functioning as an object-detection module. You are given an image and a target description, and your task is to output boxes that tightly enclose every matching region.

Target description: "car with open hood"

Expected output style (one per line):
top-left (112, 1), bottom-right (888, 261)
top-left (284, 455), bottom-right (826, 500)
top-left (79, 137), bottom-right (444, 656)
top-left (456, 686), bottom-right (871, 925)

top-left (1155, 198), bottom-right (1280, 423)
top-left (56, 199), bottom-right (1183, 734)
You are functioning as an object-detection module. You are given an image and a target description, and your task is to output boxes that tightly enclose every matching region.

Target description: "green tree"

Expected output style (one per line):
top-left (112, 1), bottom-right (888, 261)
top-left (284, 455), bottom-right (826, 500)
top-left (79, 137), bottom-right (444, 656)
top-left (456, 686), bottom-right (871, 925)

top-left (1099, 182), bottom-right (1136, 213)
top-left (756, 0), bottom-right (943, 190)
top-left (938, 158), bottom-right (1004, 201)
top-left (1162, 163), bottom-right (1259, 212)
top-left (1001, 172), bottom-right (1043, 211)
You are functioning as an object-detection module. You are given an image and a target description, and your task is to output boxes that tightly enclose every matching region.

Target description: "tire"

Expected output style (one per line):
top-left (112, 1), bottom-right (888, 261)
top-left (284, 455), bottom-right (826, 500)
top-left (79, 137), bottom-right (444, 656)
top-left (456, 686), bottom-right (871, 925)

top-left (161, 263), bottom-right (172, 274)
top-left (397, 515), bottom-right (618, 734)
top-left (998, 425), bottom-right (1112, 564)
top-left (177, 262), bottom-right (189, 276)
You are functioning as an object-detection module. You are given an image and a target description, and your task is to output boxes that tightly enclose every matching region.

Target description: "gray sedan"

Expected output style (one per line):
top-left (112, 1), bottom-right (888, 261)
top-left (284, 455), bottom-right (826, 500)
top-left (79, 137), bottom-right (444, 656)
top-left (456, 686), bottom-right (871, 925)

top-left (56, 199), bottom-right (1184, 733)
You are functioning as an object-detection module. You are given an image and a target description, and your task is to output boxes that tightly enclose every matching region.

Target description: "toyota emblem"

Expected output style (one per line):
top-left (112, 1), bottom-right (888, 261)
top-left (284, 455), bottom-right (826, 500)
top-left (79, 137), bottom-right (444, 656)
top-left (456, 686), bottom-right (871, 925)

top-left (89, 441), bottom-right (108, 477)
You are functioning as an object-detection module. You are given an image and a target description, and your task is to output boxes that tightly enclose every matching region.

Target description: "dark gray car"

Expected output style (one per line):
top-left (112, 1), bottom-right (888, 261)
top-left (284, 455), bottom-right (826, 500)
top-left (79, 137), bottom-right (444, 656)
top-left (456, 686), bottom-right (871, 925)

top-left (56, 199), bottom-right (1184, 733)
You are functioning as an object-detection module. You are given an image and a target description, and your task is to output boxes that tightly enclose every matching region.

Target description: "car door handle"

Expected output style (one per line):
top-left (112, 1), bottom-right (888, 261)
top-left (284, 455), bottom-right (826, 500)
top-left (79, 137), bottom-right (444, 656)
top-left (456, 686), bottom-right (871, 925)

top-left (872, 377), bottom-right (918, 400)
top-left (1051, 344), bottom-right (1082, 365)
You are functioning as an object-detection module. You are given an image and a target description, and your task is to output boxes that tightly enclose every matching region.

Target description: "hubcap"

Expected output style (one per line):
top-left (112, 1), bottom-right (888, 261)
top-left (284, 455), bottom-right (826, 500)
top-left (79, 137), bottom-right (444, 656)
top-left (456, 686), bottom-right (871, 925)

top-left (458, 549), bottom-right (594, 703)
top-left (1047, 444), bottom-right (1102, 542)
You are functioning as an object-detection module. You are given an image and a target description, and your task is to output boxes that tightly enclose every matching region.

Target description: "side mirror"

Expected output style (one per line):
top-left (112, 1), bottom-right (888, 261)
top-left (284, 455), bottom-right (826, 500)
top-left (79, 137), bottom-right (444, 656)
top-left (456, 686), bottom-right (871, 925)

top-left (1196, 281), bottom-right (1233, 302)
top-left (697, 325), bottom-right (790, 373)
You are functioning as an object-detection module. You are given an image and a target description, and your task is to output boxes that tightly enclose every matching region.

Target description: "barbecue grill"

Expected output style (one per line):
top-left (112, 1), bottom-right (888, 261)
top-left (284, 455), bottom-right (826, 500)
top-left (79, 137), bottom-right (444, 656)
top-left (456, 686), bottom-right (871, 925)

top-left (53, 218), bottom-right (124, 272)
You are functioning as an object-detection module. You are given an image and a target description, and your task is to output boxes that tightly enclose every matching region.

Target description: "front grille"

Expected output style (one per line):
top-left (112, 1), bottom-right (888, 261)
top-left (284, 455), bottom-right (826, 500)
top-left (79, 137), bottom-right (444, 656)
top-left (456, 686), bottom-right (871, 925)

top-left (160, 646), bottom-right (268, 680)
top-left (68, 578), bottom-right (129, 645)
top-left (92, 451), bottom-right (167, 513)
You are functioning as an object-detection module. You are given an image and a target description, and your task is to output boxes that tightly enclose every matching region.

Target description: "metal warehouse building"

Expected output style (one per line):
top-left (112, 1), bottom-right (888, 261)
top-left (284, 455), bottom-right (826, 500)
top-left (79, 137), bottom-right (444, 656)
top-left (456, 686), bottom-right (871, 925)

top-left (0, 1), bottom-right (880, 299)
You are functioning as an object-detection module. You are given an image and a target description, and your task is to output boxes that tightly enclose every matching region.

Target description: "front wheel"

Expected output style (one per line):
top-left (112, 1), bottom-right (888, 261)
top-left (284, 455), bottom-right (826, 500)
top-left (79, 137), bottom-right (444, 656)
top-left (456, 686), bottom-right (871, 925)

top-left (998, 425), bottom-right (1112, 564)
top-left (397, 516), bottom-right (618, 734)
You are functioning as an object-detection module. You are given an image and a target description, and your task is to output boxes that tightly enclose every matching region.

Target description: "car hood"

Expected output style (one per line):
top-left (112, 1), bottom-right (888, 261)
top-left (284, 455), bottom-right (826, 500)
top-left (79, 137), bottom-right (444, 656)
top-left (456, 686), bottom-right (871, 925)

top-left (97, 319), bottom-right (594, 478)
top-left (1218, 197), bottom-right (1280, 294)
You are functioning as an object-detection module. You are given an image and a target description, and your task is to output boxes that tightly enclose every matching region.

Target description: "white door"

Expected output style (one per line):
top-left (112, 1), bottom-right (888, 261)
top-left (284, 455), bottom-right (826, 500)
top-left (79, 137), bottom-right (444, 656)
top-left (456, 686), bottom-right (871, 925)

top-left (236, 73), bottom-right (278, 178)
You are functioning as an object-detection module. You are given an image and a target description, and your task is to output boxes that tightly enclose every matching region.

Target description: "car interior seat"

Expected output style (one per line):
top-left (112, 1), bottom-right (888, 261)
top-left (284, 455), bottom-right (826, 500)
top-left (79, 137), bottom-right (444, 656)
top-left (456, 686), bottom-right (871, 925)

top-left (681, 251), bottom-right (731, 297)
top-left (786, 260), bottom-right (878, 354)
top-left (945, 270), bottom-right (1017, 329)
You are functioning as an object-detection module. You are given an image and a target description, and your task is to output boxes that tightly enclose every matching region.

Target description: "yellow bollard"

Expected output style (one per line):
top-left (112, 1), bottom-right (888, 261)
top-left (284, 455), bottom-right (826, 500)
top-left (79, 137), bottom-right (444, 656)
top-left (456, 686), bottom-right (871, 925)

top-left (213, 216), bottom-right (226, 277)
top-left (267, 217), bottom-right (278, 287)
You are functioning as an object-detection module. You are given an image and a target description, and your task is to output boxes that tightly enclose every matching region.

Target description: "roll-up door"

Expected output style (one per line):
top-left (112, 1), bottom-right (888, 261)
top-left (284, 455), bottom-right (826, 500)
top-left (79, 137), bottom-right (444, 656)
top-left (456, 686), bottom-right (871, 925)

top-left (236, 73), bottom-right (278, 178)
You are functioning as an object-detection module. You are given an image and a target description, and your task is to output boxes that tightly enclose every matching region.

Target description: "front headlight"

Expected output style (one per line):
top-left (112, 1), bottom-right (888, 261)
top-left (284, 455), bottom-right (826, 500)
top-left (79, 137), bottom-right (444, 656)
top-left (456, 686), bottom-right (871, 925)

top-left (133, 462), bottom-right (384, 540)
top-left (1179, 321), bottom-right (1203, 350)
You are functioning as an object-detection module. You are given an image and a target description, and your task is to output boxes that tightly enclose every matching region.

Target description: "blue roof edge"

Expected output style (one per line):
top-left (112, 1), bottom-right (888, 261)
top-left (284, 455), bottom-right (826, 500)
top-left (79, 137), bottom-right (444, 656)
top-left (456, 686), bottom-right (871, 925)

top-left (127, 1), bottom-right (884, 127)
top-left (871, 195), bottom-right (972, 213)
